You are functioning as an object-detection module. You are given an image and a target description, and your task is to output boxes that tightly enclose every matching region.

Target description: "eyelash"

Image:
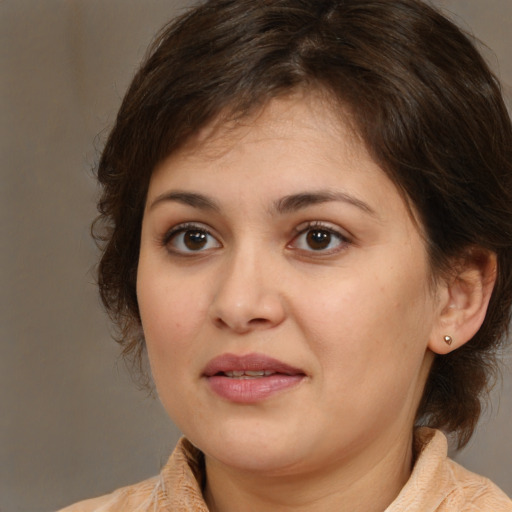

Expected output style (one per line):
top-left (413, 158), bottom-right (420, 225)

top-left (161, 221), bottom-right (351, 256)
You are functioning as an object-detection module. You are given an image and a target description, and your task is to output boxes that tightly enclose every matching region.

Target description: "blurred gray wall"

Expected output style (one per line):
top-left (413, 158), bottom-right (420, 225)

top-left (1, 1), bottom-right (511, 511)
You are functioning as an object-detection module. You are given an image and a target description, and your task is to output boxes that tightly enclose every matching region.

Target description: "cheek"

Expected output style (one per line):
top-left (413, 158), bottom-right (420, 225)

top-left (138, 278), bottom-right (208, 419)
top-left (298, 263), bottom-right (434, 380)
top-left (301, 272), bottom-right (434, 436)
top-left (137, 268), bottom-right (210, 365)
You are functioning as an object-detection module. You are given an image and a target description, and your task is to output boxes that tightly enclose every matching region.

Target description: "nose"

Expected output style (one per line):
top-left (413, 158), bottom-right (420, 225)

top-left (210, 247), bottom-right (286, 334)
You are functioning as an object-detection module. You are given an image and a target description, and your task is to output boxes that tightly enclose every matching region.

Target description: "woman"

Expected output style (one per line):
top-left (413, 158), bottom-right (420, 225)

top-left (61, 0), bottom-right (512, 510)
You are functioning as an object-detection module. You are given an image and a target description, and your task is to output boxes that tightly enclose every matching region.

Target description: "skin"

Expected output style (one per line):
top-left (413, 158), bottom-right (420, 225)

top-left (136, 92), bottom-right (492, 512)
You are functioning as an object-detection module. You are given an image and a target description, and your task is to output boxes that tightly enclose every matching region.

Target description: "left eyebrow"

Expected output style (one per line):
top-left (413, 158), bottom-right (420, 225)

top-left (273, 190), bottom-right (376, 216)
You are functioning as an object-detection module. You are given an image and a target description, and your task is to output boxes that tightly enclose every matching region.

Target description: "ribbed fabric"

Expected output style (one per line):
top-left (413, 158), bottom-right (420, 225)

top-left (59, 428), bottom-right (511, 511)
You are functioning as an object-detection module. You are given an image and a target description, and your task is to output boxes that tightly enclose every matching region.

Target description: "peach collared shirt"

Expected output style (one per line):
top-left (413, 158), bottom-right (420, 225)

top-left (59, 428), bottom-right (512, 511)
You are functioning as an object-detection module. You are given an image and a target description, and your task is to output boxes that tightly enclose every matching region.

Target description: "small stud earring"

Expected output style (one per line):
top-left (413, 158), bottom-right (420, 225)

top-left (443, 335), bottom-right (453, 346)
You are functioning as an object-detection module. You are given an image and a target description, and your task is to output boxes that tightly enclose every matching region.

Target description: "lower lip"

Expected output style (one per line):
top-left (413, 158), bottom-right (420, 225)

top-left (206, 374), bottom-right (304, 403)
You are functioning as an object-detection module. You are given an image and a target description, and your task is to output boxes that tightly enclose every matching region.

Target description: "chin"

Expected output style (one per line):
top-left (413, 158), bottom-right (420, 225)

top-left (208, 441), bottom-right (307, 474)
top-left (186, 419), bottom-right (320, 475)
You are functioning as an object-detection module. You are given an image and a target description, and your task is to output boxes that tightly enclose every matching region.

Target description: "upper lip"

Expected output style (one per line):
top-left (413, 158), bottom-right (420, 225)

top-left (202, 353), bottom-right (305, 377)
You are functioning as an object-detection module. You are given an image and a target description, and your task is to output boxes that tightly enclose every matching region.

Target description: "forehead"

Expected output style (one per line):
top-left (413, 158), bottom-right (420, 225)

top-left (156, 91), bottom-right (364, 174)
top-left (150, 93), bottom-right (414, 219)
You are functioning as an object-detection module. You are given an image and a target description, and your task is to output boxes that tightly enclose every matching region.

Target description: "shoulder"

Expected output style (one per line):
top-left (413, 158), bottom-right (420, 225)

top-left (57, 475), bottom-right (163, 512)
top-left (389, 428), bottom-right (511, 512)
top-left (57, 437), bottom-right (208, 512)
top-left (443, 458), bottom-right (512, 511)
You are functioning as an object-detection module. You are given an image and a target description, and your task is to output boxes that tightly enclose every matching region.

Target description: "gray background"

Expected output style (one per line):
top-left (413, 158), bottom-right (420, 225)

top-left (1, 1), bottom-right (511, 511)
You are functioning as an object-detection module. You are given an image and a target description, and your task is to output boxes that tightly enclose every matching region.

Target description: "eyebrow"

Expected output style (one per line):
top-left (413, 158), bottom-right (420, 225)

top-left (149, 191), bottom-right (220, 212)
top-left (273, 190), bottom-right (376, 216)
top-left (148, 189), bottom-right (375, 216)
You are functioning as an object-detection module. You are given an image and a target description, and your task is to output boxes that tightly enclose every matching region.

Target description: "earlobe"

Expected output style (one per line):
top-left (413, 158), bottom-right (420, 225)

top-left (428, 249), bottom-right (497, 355)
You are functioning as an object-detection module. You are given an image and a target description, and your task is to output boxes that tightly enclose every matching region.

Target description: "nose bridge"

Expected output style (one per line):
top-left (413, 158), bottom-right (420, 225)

top-left (210, 238), bottom-right (285, 332)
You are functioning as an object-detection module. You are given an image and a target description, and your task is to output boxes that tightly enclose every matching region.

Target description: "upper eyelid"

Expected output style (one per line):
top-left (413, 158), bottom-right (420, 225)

top-left (164, 221), bottom-right (214, 237)
top-left (160, 221), bottom-right (220, 247)
top-left (293, 220), bottom-right (351, 239)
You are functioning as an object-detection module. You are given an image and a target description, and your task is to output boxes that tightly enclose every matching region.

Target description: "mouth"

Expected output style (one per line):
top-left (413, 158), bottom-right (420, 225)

top-left (222, 370), bottom-right (277, 378)
top-left (203, 352), bottom-right (305, 378)
top-left (202, 353), bottom-right (306, 403)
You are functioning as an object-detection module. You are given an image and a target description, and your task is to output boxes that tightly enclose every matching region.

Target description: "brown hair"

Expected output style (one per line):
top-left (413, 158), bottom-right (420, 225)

top-left (94, 0), bottom-right (512, 448)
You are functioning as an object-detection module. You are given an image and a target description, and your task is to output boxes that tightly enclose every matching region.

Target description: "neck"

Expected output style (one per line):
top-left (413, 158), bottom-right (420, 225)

top-left (203, 430), bottom-right (414, 512)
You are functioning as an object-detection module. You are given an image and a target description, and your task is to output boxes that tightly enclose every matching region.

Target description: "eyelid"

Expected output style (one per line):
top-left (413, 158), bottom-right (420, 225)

top-left (162, 221), bottom-right (207, 243)
top-left (294, 219), bottom-right (349, 234)
top-left (293, 220), bottom-right (351, 240)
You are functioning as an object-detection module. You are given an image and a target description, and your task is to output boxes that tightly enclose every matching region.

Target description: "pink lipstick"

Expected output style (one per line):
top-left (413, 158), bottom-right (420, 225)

top-left (203, 353), bottom-right (305, 403)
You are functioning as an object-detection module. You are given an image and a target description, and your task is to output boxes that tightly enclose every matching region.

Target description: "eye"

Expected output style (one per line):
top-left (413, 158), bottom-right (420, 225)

top-left (290, 223), bottom-right (349, 253)
top-left (163, 223), bottom-right (221, 254)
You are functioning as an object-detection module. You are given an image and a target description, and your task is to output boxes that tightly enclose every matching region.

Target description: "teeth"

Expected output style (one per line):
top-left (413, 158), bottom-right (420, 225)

top-left (245, 370), bottom-right (266, 377)
top-left (224, 370), bottom-right (275, 378)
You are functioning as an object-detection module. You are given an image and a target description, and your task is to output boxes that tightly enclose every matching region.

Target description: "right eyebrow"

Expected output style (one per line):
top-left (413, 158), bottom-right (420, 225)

top-left (148, 191), bottom-right (220, 212)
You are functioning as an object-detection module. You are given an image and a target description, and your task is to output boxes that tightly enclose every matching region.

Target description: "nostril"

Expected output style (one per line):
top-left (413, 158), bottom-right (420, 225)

top-left (213, 317), bottom-right (230, 329)
top-left (248, 318), bottom-right (270, 325)
top-left (212, 315), bottom-right (271, 333)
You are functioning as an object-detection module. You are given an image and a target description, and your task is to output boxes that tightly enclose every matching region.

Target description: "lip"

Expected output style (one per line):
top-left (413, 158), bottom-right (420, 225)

top-left (202, 353), bottom-right (306, 403)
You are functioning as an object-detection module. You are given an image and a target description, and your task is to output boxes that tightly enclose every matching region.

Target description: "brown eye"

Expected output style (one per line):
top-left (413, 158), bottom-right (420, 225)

top-left (165, 224), bottom-right (221, 254)
top-left (306, 229), bottom-right (332, 250)
top-left (290, 223), bottom-right (349, 254)
top-left (184, 230), bottom-right (208, 250)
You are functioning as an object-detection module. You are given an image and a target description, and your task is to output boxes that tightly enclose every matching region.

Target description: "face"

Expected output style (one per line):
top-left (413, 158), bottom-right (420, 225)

top-left (137, 93), bottom-right (442, 477)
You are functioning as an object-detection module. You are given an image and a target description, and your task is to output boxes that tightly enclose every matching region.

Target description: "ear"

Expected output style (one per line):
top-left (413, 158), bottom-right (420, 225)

top-left (428, 249), bottom-right (497, 355)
